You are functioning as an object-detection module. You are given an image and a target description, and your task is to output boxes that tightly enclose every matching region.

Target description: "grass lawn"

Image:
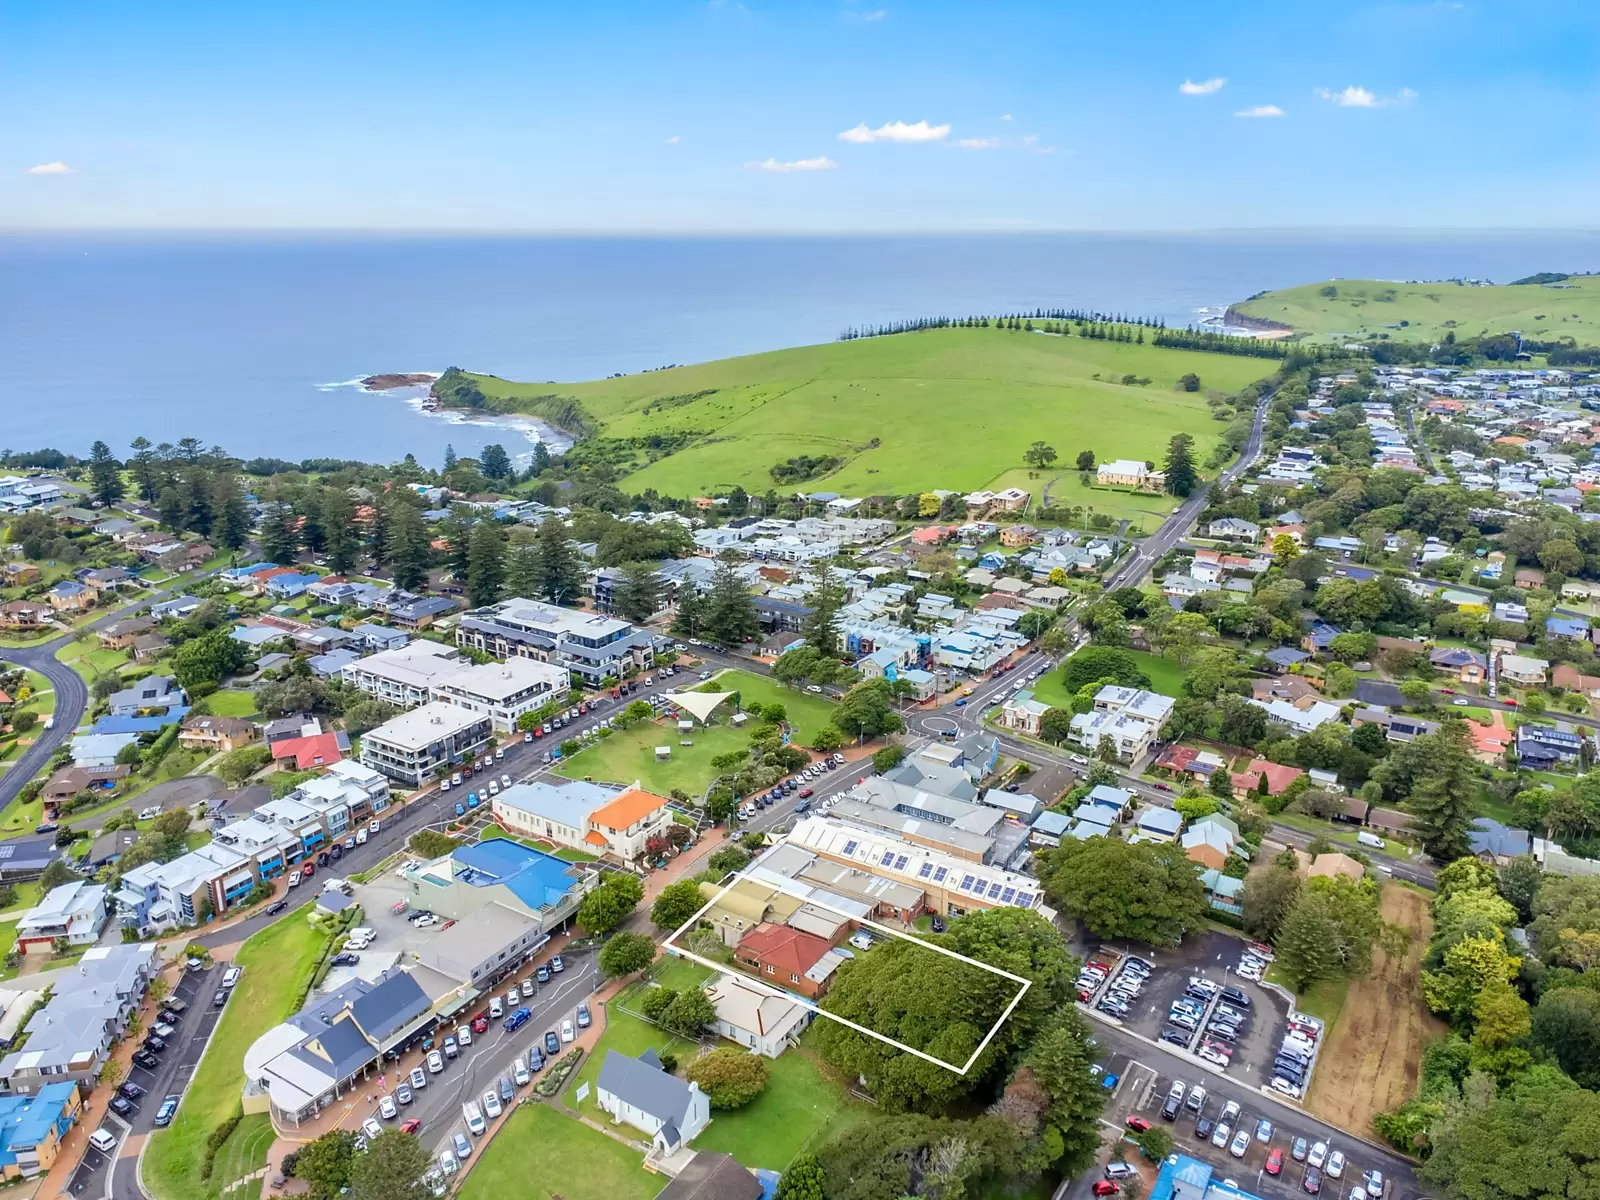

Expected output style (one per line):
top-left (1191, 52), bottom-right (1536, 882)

top-left (1055, 480), bottom-right (1185, 530)
top-left (1271, 811), bottom-right (1411, 857)
top-left (208, 1113), bottom-right (275, 1192)
top-left (647, 955), bottom-right (714, 993)
top-left (564, 1006), bottom-right (697, 1118)
top-left (205, 690), bottom-right (259, 719)
top-left (472, 327), bottom-right (1264, 497)
top-left (18, 670), bottom-right (55, 718)
top-left (699, 669), bottom-right (836, 745)
top-left (555, 721), bottom-right (750, 796)
top-left (457, 1104), bottom-right (664, 1200)
top-left (1032, 648), bottom-right (1186, 709)
top-left (56, 640), bottom-right (129, 682)
top-left (1233, 274), bottom-right (1600, 347)
top-left (0, 882), bottom-right (42, 918)
top-left (1265, 963), bottom-right (1350, 1031)
top-left (144, 916), bottom-right (333, 1200)
top-left (692, 1044), bottom-right (870, 1171)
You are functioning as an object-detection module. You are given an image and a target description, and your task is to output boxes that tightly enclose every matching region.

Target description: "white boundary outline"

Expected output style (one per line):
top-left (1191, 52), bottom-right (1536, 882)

top-left (661, 867), bottom-right (1031, 1075)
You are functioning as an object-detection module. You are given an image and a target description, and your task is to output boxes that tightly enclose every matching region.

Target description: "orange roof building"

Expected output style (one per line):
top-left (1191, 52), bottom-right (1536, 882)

top-left (586, 786), bottom-right (673, 860)
top-left (735, 924), bottom-right (836, 998)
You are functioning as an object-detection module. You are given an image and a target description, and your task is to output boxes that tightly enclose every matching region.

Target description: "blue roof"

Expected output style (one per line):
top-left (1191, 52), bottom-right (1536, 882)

top-left (225, 563), bottom-right (277, 577)
top-left (0, 1082), bottom-right (78, 1158)
top-left (1264, 647), bottom-right (1310, 666)
top-left (494, 779), bottom-right (614, 828)
top-left (1548, 616), bottom-right (1589, 637)
top-left (92, 710), bottom-right (188, 735)
top-left (451, 839), bottom-right (587, 912)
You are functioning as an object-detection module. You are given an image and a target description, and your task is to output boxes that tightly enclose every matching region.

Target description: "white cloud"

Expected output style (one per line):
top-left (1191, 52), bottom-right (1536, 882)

top-left (1316, 85), bottom-right (1416, 108)
top-left (1234, 105), bottom-right (1285, 118)
top-left (1000, 113), bottom-right (1013, 121)
top-left (1179, 77), bottom-right (1227, 96)
top-left (958, 137), bottom-right (1003, 150)
top-left (837, 119), bottom-right (950, 144)
top-left (664, 135), bottom-right (680, 145)
top-left (24, 161), bottom-right (74, 175)
top-left (745, 156), bottom-right (839, 172)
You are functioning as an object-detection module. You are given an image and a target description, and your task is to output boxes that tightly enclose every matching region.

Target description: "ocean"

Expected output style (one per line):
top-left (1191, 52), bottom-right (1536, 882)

top-left (3, 230), bottom-right (1597, 469)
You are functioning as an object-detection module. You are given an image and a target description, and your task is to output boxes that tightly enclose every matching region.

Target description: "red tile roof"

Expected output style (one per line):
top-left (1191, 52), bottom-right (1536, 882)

top-left (269, 732), bottom-right (344, 770)
top-left (736, 924), bottom-right (832, 976)
top-left (1229, 757), bottom-right (1304, 796)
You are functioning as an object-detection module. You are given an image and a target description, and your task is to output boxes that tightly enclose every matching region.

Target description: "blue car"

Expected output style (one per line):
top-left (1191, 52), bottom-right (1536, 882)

top-left (1101, 1072), bottom-right (1121, 1090)
top-left (503, 1006), bottom-right (531, 1033)
top-left (544, 1031), bottom-right (561, 1056)
top-left (954, 698), bottom-right (967, 707)
top-left (455, 803), bottom-right (466, 818)
top-left (467, 792), bottom-right (480, 809)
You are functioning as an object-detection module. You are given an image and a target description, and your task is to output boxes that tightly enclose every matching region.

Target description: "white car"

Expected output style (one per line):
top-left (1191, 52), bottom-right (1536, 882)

top-left (1363, 1169), bottom-right (1386, 1197)
top-left (438, 1151), bottom-right (459, 1177)
top-left (362, 1117), bottom-right (383, 1140)
top-left (287, 871), bottom-right (302, 888)
top-left (441, 779), bottom-right (452, 792)
top-left (490, 997), bottom-right (504, 1018)
top-left (379, 1095), bottom-right (397, 1119)
top-left (1211, 1122), bottom-right (1231, 1149)
top-left (483, 1089), bottom-right (502, 1118)
top-left (1326, 1150), bottom-right (1345, 1179)
top-left (1307, 1141), bottom-right (1328, 1170)
top-left (507, 986), bottom-right (520, 1004)
top-left (456, 1024), bottom-right (472, 1047)
top-left (138, 806), bottom-right (162, 821)
top-left (427, 1050), bottom-right (444, 1074)
top-left (1228, 1129), bottom-right (1250, 1159)
top-left (561, 1019), bottom-right (575, 1042)
top-left (412, 914), bottom-right (438, 928)
top-left (501, 774), bottom-right (512, 788)
top-left (512, 1059), bottom-right (531, 1086)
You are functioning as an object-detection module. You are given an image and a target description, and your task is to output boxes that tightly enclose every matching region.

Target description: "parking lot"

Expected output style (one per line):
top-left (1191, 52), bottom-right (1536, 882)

top-left (1083, 931), bottom-right (1300, 1092)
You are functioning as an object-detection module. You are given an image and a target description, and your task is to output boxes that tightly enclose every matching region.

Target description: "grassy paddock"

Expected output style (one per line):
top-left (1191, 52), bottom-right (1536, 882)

top-left (555, 721), bottom-right (749, 796)
top-left (143, 917), bottom-right (333, 1200)
top-left (472, 328), bottom-right (1263, 497)
top-left (205, 690), bottom-right (260, 719)
top-left (699, 669), bottom-right (837, 745)
top-left (457, 1104), bottom-right (664, 1200)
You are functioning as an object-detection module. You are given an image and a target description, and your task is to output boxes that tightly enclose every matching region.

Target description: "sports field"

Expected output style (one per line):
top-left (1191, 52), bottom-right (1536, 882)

top-left (1232, 275), bottom-right (1600, 346)
top-left (471, 328), bottom-right (1267, 497)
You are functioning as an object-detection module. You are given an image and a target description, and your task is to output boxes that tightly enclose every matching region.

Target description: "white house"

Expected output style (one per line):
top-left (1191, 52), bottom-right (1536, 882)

top-left (1097, 460), bottom-right (1165, 492)
top-left (1000, 688), bottom-right (1052, 737)
top-left (707, 973), bottom-right (811, 1058)
top-left (1068, 686), bottom-right (1174, 763)
top-left (595, 1048), bottom-right (711, 1152)
top-left (1249, 695), bottom-right (1342, 735)
top-left (14, 882), bottom-right (109, 953)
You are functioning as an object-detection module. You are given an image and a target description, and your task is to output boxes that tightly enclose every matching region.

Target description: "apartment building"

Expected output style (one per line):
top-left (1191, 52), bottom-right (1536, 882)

top-left (0, 946), bottom-right (157, 1095)
top-left (340, 640), bottom-right (466, 708)
top-left (429, 656), bottom-right (570, 732)
top-left (455, 596), bottom-right (655, 686)
top-left (359, 701), bottom-right (493, 788)
top-left (1068, 685), bottom-right (1174, 762)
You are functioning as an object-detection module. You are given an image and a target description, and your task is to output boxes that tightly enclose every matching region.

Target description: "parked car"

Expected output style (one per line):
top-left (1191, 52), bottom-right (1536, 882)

top-left (410, 1067), bottom-right (428, 1091)
top-left (154, 1096), bottom-right (180, 1126)
top-left (544, 1031), bottom-right (561, 1056)
top-left (576, 1003), bottom-right (591, 1029)
top-left (482, 1090), bottom-right (502, 1119)
top-left (427, 1050), bottom-right (445, 1073)
top-left (363, 1117), bottom-right (384, 1140)
top-left (452, 1133), bottom-right (473, 1160)
top-left (504, 1006), bottom-right (531, 1033)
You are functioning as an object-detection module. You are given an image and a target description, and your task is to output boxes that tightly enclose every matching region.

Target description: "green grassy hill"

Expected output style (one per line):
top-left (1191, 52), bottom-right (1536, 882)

top-left (1231, 275), bottom-right (1600, 346)
top-left (470, 328), bottom-right (1269, 498)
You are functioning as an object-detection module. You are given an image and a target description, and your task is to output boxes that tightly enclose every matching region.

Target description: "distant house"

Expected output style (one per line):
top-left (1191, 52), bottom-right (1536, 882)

top-left (98, 617), bottom-right (156, 650)
top-left (150, 595), bottom-right (203, 621)
top-left (655, 1153), bottom-right (762, 1200)
top-left (1131, 806), bottom-right (1183, 844)
top-left (1429, 646), bottom-right (1487, 685)
top-left (1515, 723), bottom-right (1586, 769)
top-left (999, 688), bottom-right (1051, 737)
top-left (0, 600), bottom-right (52, 630)
top-left (1469, 817), bottom-right (1532, 864)
top-left (15, 881), bottom-right (109, 953)
top-left (1028, 810), bottom-right (1074, 849)
top-left (1262, 647), bottom-right (1310, 673)
top-left (1199, 868), bottom-right (1245, 915)
top-left (1305, 852), bottom-right (1365, 882)
top-left (179, 715), bottom-right (259, 755)
top-left (106, 675), bottom-right (183, 717)
top-left (595, 1048), bottom-right (711, 1153)
top-left (1229, 757), bottom-right (1304, 799)
top-left (47, 581), bottom-right (91, 614)
top-left (1547, 615), bottom-right (1590, 641)
top-left (42, 765), bottom-right (131, 807)
top-left (269, 731), bottom-right (346, 770)
top-left (1499, 654), bottom-right (1549, 686)
top-left (1181, 814), bottom-right (1241, 871)
top-left (1300, 621), bottom-right (1341, 657)
top-left (1097, 460), bottom-right (1165, 492)
top-left (1206, 517), bottom-right (1260, 541)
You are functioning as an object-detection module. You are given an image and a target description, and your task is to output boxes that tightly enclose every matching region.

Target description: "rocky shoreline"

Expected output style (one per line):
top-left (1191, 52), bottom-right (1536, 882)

top-left (1222, 306), bottom-right (1294, 336)
top-left (361, 373), bottom-right (439, 391)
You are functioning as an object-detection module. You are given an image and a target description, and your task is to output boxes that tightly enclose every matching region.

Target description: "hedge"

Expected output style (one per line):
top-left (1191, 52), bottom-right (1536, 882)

top-left (199, 1102), bottom-right (243, 1180)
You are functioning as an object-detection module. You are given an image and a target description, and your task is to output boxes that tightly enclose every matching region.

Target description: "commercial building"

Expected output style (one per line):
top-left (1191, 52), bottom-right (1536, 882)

top-left (359, 701), bottom-right (493, 787)
top-left (401, 838), bottom-right (595, 933)
top-left (455, 596), bottom-right (655, 686)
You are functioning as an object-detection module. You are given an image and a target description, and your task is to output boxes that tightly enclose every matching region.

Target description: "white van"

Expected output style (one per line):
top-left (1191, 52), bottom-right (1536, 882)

top-left (462, 1101), bottom-right (486, 1136)
top-left (221, 967), bottom-right (242, 989)
top-left (1357, 831), bottom-right (1385, 849)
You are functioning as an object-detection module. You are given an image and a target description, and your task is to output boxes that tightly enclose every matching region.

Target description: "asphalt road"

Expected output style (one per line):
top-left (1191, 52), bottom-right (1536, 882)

top-left (1067, 1018), bottom-right (1422, 1200)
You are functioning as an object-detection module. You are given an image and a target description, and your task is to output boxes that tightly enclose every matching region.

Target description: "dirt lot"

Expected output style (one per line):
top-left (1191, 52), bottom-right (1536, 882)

top-left (1306, 884), bottom-right (1444, 1136)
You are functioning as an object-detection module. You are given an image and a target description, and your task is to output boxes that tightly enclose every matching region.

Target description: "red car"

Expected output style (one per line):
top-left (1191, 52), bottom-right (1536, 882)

top-left (1126, 1116), bottom-right (1151, 1133)
top-left (1092, 1184), bottom-right (1120, 1198)
top-left (799, 787), bottom-right (813, 798)
top-left (301, 862), bottom-right (315, 879)
top-left (1441, 687), bottom-right (1456, 695)
top-left (1505, 698), bottom-right (1520, 708)
top-left (1265, 1149), bottom-right (1284, 1177)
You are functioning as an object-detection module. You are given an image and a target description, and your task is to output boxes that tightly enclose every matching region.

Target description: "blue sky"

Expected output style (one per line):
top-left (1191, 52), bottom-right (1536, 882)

top-left (3, 0), bottom-right (1596, 230)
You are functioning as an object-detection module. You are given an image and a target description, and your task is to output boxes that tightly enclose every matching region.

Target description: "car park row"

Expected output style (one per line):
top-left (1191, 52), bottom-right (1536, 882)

top-left (740, 752), bottom-right (849, 821)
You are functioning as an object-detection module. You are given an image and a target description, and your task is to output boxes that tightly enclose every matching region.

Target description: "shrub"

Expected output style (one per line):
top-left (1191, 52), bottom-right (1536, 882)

top-left (686, 1048), bottom-right (769, 1108)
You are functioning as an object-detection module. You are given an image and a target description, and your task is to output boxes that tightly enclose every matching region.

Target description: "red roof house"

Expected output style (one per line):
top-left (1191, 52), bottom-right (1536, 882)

top-left (1229, 757), bottom-right (1305, 798)
top-left (735, 924), bottom-right (836, 999)
top-left (269, 732), bottom-right (345, 771)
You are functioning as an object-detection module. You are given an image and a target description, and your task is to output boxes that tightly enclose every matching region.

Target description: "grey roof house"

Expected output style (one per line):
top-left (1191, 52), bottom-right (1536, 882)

top-left (596, 1048), bottom-right (711, 1152)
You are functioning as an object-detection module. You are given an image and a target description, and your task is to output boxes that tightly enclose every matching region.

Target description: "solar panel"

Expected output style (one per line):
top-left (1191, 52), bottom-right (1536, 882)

top-left (1000, 887), bottom-right (1016, 904)
top-left (918, 862), bottom-right (933, 878)
top-left (1017, 892), bottom-right (1035, 907)
top-left (972, 878), bottom-right (988, 895)
top-left (960, 875), bottom-right (975, 891)
top-left (842, 840), bottom-right (858, 856)
top-left (933, 867), bottom-right (948, 882)
top-left (988, 882), bottom-right (1003, 899)
top-left (880, 850), bottom-right (895, 866)
top-left (0, 845), bottom-right (14, 860)
top-left (893, 855), bottom-right (908, 870)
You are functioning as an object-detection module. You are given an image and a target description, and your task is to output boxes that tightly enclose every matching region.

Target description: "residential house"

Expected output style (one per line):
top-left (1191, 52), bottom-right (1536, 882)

top-left (269, 731), bottom-right (347, 771)
top-left (1306, 852), bottom-right (1366, 882)
top-left (595, 1048), bottom-right (711, 1153)
top-left (179, 715), bottom-right (259, 755)
top-left (47, 582), bottom-right (91, 614)
top-left (41, 765), bottom-right (130, 809)
top-left (1252, 676), bottom-right (1322, 704)
top-left (585, 787), bottom-right (674, 861)
top-left (1499, 653), bottom-right (1549, 686)
top-left (1181, 814), bottom-right (1242, 871)
top-left (150, 595), bottom-right (202, 621)
top-left (999, 524), bottom-right (1040, 548)
top-left (130, 633), bottom-right (168, 663)
top-left (734, 924), bottom-right (838, 1000)
top-left (1351, 709), bottom-right (1440, 744)
top-left (0, 945), bottom-right (158, 1093)
top-left (455, 596), bottom-right (654, 686)
top-left (0, 601), bottom-right (51, 630)
top-left (1469, 818), bottom-right (1532, 864)
top-left (1301, 621), bottom-right (1342, 657)
top-left (106, 675), bottom-right (183, 717)
top-left (1516, 723), bottom-right (1586, 769)
top-left (1, 564), bottom-right (40, 587)
top-left (97, 617), bottom-right (156, 650)
top-left (1028, 811), bottom-right (1074, 848)
top-left (13, 882), bottom-right (109, 953)
top-left (1547, 615), bottom-right (1591, 641)
top-left (1153, 745), bottom-right (1229, 784)
top-left (1069, 686), bottom-right (1174, 763)
top-left (81, 568), bottom-right (132, 595)
top-left (0, 1083), bottom-right (83, 1179)
top-left (706, 972), bottom-right (812, 1058)
top-left (1206, 517), bottom-right (1260, 541)
top-left (1229, 758), bottom-right (1305, 799)
top-left (655, 1154), bottom-right (762, 1200)
top-left (69, 733), bottom-right (137, 769)
top-left (1430, 646), bottom-right (1488, 685)
top-left (1131, 807), bottom-right (1183, 844)
top-left (1199, 869), bottom-right (1245, 916)
top-left (1249, 694), bottom-right (1341, 735)
top-left (1262, 647), bottom-right (1311, 673)
top-left (0, 836), bottom-right (59, 883)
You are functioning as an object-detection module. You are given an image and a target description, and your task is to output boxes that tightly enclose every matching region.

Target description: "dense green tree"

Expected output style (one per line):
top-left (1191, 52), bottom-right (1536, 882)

top-left (385, 498), bottom-right (430, 589)
top-left (1039, 838), bottom-right (1206, 946)
top-left (503, 538), bottom-right (540, 599)
top-left (774, 1153), bottom-right (824, 1200)
top-left (1531, 987), bottom-right (1600, 1089)
top-left (1241, 863), bottom-right (1301, 943)
top-left (700, 555), bottom-right (760, 648)
top-left (1022, 1009), bottom-right (1108, 1175)
top-left (831, 678), bottom-right (906, 741)
top-left (479, 443), bottom-right (513, 480)
top-left (128, 437), bottom-right (159, 501)
top-left (670, 585), bottom-right (704, 639)
top-left (613, 561), bottom-right (662, 624)
top-left (576, 873), bottom-right (645, 934)
top-left (349, 1129), bottom-right (432, 1200)
top-left (801, 565), bottom-right (847, 657)
top-left (598, 930), bottom-right (657, 977)
top-left (661, 987), bottom-right (717, 1037)
top-left (88, 440), bottom-right (124, 505)
top-left (259, 501), bottom-right (299, 564)
top-left (1409, 720), bottom-right (1479, 862)
top-left (465, 518), bottom-right (506, 607)
top-left (650, 879), bottom-right (704, 930)
top-left (1164, 432), bottom-right (1198, 496)
top-left (295, 1130), bottom-right (359, 1200)
top-left (533, 516), bottom-right (583, 604)
top-left (1039, 707), bottom-right (1075, 744)
top-left (208, 470), bottom-right (252, 550)
top-left (1023, 440), bottom-right (1058, 470)
top-left (1497, 856), bottom-right (1543, 923)
top-left (320, 487), bottom-right (359, 575)
top-left (1060, 646), bottom-right (1151, 692)
top-left (686, 1047), bottom-right (769, 1108)
top-left (172, 629), bottom-right (250, 690)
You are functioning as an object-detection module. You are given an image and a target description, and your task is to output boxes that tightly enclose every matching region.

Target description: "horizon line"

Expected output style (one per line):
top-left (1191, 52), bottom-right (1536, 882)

top-left (2, 225), bottom-right (1599, 239)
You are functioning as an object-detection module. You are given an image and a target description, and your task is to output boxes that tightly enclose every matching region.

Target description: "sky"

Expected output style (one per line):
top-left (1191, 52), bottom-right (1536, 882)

top-left (2, 0), bottom-right (1597, 231)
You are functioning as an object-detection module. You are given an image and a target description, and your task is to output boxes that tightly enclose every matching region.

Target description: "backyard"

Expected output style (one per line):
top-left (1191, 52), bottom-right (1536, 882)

top-left (1031, 648), bottom-right (1186, 708)
top-left (205, 690), bottom-right (260, 719)
top-left (564, 1003), bottom-right (700, 1120)
top-left (56, 639), bottom-right (130, 683)
top-left (697, 669), bottom-right (837, 745)
top-left (555, 721), bottom-right (751, 796)
top-left (457, 1104), bottom-right (664, 1200)
top-left (143, 917), bottom-right (333, 1200)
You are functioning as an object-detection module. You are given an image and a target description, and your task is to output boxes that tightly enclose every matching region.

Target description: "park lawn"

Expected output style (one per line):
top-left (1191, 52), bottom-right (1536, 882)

top-left (701, 669), bottom-right (837, 745)
top-left (564, 1006), bottom-right (697, 1118)
top-left (692, 1043), bottom-right (870, 1171)
top-left (1056, 479), bottom-right (1185, 530)
top-left (205, 690), bottom-right (260, 719)
top-left (1233, 274), bottom-right (1600, 346)
top-left (1032, 648), bottom-right (1186, 710)
top-left (1265, 963), bottom-right (1350, 1031)
top-left (555, 721), bottom-right (750, 796)
top-left (207, 1113), bottom-right (275, 1193)
top-left (144, 916), bottom-right (333, 1200)
top-left (0, 882), bottom-right (42, 918)
top-left (472, 327), bottom-right (1262, 497)
top-left (457, 1103), bottom-right (664, 1200)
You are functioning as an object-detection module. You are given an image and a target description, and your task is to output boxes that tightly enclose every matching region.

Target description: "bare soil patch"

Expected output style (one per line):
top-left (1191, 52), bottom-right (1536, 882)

top-left (1305, 885), bottom-right (1444, 1136)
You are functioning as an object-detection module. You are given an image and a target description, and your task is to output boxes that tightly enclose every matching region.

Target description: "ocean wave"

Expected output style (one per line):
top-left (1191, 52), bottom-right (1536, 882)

top-left (315, 377), bottom-right (371, 391)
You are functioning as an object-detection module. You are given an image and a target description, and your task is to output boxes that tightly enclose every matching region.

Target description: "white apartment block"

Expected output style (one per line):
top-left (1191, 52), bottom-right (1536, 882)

top-left (341, 641), bottom-right (464, 707)
top-left (430, 656), bottom-right (570, 732)
top-left (359, 701), bottom-right (493, 788)
top-left (1069, 685), bottom-right (1174, 763)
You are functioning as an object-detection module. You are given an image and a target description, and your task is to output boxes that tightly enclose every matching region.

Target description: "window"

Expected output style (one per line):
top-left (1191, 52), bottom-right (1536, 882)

top-left (972, 878), bottom-right (988, 895)
top-left (790, 973), bottom-right (800, 983)
top-left (765, 964), bottom-right (775, 974)
top-left (1000, 887), bottom-right (1016, 904)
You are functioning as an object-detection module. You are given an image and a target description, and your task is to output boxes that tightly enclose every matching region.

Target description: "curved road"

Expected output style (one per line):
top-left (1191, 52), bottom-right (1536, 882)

top-left (0, 577), bottom-right (209, 812)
